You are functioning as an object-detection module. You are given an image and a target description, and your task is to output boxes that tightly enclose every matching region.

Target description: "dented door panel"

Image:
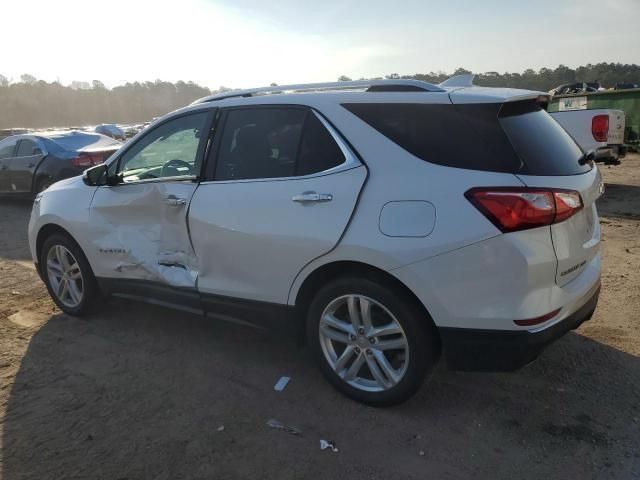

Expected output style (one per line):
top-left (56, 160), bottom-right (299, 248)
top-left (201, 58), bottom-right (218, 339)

top-left (88, 180), bottom-right (198, 287)
top-left (190, 166), bottom-right (367, 304)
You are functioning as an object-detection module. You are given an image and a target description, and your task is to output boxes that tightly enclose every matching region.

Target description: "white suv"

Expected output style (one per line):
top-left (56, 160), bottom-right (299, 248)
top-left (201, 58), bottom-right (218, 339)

top-left (28, 75), bottom-right (602, 405)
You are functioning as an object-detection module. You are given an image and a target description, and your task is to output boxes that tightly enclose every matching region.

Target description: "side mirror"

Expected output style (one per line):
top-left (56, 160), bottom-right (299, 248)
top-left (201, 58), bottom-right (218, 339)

top-left (82, 163), bottom-right (109, 186)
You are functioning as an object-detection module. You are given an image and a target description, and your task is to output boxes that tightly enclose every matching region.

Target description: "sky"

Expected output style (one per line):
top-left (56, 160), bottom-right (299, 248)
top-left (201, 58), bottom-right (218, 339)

top-left (1, 0), bottom-right (638, 89)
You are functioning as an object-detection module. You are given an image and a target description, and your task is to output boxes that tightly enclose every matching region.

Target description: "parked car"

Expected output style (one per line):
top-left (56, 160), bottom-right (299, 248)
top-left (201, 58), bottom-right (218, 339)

top-left (122, 124), bottom-right (143, 139)
top-left (615, 82), bottom-right (639, 90)
top-left (0, 128), bottom-right (31, 141)
top-left (0, 131), bottom-right (121, 196)
top-left (550, 108), bottom-right (626, 164)
top-left (28, 76), bottom-right (602, 405)
top-left (95, 124), bottom-right (126, 140)
top-left (549, 82), bottom-right (601, 95)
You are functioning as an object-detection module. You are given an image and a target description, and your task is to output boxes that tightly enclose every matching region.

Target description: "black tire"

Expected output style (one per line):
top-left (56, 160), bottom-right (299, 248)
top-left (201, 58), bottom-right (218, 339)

top-left (306, 275), bottom-right (440, 406)
top-left (40, 233), bottom-right (100, 316)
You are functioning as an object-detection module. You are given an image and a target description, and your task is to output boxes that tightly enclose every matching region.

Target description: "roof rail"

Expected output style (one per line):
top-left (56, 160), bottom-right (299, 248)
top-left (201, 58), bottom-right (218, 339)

top-left (191, 79), bottom-right (445, 104)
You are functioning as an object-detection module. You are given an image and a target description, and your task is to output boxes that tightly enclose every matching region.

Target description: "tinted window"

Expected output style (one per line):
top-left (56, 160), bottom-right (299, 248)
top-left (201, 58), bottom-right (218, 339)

top-left (296, 113), bottom-right (345, 176)
top-left (16, 139), bottom-right (37, 157)
top-left (343, 102), bottom-right (589, 176)
top-left (118, 112), bottom-right (208, 182)
top-left (216, 108), bottom-right (305, 181)
top-left (498, 102), bottom-right (589, 175)
top-left (0, 138), bottom-right (17, 159)
top-left (215, 108), bottom-right (345, 181)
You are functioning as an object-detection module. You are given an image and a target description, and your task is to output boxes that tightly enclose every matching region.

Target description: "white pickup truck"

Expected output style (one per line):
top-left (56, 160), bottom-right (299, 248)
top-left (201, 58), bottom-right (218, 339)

top-left (550, 106), bottom-right (626, 164)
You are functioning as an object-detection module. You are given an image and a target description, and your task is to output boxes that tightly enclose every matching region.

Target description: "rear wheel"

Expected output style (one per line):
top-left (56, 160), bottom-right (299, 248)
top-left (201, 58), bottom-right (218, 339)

top-left (40, 234), bottom-right (99, 316)
top-left (307, 276), bottom-right (440, 406)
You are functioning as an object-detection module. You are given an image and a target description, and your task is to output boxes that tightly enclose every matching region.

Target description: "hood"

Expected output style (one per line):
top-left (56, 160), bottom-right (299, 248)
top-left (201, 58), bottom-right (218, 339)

top-left (46, 174), bottom-right (85, 193)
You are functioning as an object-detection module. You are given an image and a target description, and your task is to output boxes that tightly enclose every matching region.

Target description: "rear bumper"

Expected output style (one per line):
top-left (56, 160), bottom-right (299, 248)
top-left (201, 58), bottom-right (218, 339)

top-left (439, 284), bottom-right (600, 372)
top-left (594, 144), bottom-right (626, 163)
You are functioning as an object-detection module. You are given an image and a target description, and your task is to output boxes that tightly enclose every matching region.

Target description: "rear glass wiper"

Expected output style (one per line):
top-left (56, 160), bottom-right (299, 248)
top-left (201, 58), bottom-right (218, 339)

top-left (578, 150), bottom-right (595, 166)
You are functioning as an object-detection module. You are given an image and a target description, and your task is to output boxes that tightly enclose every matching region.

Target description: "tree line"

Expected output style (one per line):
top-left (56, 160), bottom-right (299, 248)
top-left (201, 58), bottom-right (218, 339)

top-left (361, 62), bottom-right (640, 92)
top-left (1, 63), bottom-right (638, 129)
top-left (0, 76), bottom-right (214, 129)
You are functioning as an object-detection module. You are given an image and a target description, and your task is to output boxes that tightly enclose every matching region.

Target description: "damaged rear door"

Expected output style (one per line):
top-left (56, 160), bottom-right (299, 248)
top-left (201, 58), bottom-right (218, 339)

top-left (87, 110), bottom-right (213, 300)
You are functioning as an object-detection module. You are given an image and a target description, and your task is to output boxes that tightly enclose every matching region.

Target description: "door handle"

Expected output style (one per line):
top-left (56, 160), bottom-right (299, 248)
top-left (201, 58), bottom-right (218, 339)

top-left (27, 163), bottom-right (36, 168)
top-left (292, 191), bottom-right (333, 203)
top-left (164, 195), bottom-right (187, 206)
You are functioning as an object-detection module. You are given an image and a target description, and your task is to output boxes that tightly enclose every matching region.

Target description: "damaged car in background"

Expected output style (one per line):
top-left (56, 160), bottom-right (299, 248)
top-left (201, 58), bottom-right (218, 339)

top-left (29, 76), bottom-right (603, 405)
top-left (0, 131), bottom-right (121, 196)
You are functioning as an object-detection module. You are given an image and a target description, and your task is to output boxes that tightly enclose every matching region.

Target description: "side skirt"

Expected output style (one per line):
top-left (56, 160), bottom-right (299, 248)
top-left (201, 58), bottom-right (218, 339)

top-left (96, 277), bottom-right (297, 332)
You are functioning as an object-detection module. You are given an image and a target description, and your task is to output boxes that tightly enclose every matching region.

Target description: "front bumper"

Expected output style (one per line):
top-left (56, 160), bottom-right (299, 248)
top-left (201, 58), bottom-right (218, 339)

top-left (439, 285), bottom-right (600, 372)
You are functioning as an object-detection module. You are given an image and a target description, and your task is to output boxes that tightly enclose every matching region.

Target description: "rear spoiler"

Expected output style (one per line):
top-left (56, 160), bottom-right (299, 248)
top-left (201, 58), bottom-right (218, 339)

top-left (441, 74), bottom-right (551, 108)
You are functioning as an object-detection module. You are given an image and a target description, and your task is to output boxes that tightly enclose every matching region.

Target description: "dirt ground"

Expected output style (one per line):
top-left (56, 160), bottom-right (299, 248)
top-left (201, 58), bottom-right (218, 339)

top-left (1, 156), bottom-right (639, 480)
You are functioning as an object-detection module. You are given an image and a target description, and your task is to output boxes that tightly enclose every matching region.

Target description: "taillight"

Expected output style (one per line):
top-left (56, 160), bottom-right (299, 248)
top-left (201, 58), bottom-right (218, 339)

top-left (466, 187), bottom-right (583, 233)
top-left (554, 190), bottom-right (582, 222)
top-left (592, 114), bottom-right (609, 142)
top-left (71, 153), bottom-right (106, 168)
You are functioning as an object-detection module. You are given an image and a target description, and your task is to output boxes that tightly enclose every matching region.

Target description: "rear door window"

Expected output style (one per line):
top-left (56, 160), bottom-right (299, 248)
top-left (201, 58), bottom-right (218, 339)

top-left (343, 101), bottom-right (589, 176)
top-left (16, 139), bottom-right (37, 157)
top-left (296, 112), bottom-right (345, 176)
top-left (213, 108), bottom-right (346, 181)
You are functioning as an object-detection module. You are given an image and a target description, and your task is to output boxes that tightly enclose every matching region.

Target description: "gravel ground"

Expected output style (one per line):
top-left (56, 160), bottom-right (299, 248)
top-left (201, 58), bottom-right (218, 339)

top-left (1, 155), bottom-right (639, 479)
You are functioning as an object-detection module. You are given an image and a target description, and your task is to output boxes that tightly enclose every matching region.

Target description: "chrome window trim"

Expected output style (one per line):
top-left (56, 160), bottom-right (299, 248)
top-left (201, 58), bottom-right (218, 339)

top-left (98, 175), bottom-right (198, 188)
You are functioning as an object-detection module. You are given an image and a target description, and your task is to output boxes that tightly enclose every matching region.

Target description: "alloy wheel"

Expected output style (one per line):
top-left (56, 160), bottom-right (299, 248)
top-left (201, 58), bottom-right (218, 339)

top-left (318, 294), bottom-right (409, 392)
top-left (46, 245), bottom-right (84, 308)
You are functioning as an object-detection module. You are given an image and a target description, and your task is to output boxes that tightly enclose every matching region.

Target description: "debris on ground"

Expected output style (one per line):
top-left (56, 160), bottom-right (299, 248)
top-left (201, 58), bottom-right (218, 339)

top-left (320, 440), bottom-right (339, 452)
top-left (266, 418), bottom-right (301, 436)
top-left (273, 376), bottom-right (290, 392)
top-left (217, 425), bottom-right (225, 432)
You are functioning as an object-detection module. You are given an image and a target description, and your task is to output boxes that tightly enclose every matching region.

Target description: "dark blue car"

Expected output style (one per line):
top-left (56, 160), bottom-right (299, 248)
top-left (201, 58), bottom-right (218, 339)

top-left (0, 131), bottom-right (121, 196)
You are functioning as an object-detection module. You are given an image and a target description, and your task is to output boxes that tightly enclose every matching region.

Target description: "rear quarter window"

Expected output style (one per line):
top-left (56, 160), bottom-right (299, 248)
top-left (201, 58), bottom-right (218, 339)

top-left (342, 101), bottom-right (590, 176)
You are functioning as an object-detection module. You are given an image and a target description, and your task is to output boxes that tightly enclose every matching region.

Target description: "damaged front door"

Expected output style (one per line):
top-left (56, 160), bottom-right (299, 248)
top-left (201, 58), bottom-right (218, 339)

top-left (87, 111), bottom-right (212, 292)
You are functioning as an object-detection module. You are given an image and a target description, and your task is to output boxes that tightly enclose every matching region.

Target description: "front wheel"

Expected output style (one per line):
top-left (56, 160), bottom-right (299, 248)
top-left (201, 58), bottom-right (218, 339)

top-left (307, 276), bottom-right (440, 406)
top-left (40, 234), bottom-right (99, 316)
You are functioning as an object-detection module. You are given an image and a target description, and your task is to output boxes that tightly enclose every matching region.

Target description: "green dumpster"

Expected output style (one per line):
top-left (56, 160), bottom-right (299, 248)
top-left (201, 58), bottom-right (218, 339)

top-left (548, 88), bottom-right (640, 146)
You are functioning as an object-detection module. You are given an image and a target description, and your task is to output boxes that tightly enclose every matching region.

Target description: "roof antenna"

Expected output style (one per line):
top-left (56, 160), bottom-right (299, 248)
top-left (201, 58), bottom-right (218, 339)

top-left (439, 74), bottom-right (475, 88)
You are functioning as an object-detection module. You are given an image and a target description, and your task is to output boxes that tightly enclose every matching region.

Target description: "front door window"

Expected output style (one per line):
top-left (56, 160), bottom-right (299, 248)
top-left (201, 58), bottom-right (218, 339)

top-left (118, 112), bottom-right (208, 183)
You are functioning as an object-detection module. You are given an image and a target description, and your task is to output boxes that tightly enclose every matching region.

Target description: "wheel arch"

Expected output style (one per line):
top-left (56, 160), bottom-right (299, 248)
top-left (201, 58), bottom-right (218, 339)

top-left (293, 260), bottom-right (438, 333)
top-left (31, 157), bottom-right (54, 194)
top-left (35, 223), bottom-right (78, 268)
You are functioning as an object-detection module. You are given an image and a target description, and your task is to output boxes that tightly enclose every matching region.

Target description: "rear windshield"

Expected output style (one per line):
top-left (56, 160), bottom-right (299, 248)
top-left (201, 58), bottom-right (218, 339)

top-left (342, 101), bottom-right (590, 176)
top-left (498, 101), bottom-right (589, 175)
top-left (47, 133), bottom-right (121, 152)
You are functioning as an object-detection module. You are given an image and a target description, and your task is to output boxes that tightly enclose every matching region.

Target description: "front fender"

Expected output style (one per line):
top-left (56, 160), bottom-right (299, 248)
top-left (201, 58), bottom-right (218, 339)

top-left (28, 176), bottom-right (97, 263)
